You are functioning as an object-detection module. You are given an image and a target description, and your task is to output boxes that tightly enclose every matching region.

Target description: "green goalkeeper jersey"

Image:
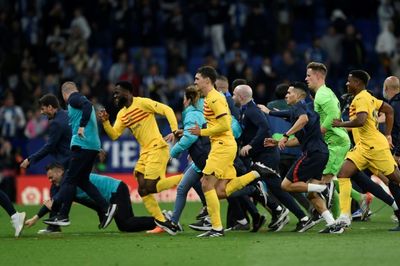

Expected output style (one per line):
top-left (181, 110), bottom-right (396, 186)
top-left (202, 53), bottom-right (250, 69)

top-left (314, 85), bottom-right (350, 146)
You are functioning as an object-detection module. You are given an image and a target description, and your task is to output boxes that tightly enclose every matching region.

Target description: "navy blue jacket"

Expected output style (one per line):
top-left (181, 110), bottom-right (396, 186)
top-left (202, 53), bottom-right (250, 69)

top-left (28, 109), bottom-right (72, 168)
top-left (270, 100), bottom-right (328, 154)
top-left (389, 92), bottom-right (400, 155)
top-left (239, 100), bottom-right (276, 155)
top-left (224, 91), bottom-right (240, 120)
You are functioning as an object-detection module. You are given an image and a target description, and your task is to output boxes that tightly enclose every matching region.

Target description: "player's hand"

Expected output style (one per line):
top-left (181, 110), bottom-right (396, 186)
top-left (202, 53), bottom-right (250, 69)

top-left (98, 149), bottom-right (107, 162)
top-left (386, 135), bottom-right (394, 149)
top-left (78, 127), bottom-right (85, 138)
top-left (25, 215), bottom-right (39, 227)
top-left (20, 158), bottom-right (30, 169)
top-left (97, 109), bottom-right (109, 122)
top-left (44, 199), bottom-right (53, 210)
top-left (174, 129), bottom-right (184, 139)
top-left (257, 104), bottom-right (270, 114)
top-left (278, 137), bottom-right (288, 150)
top-left (239, 145), bottom-right (252, 157)
top-left (164, 132), bottom-right (175, 143)
top-left (332, 119), bottom-right (342, 127)
top-left (264, 138), bottom-right (278, 147)
top-left (188, 122), bottom-right (201, 136)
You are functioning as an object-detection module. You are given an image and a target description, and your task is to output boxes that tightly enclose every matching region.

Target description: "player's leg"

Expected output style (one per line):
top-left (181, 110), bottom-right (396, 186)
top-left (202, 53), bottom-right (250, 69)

top-left (113, 182), bottom-right (156, 232)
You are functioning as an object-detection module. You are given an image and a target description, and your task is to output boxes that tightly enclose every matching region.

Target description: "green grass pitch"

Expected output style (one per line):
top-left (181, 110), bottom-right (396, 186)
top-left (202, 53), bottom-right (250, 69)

top-left (0, 201), bottom-right (398, 266)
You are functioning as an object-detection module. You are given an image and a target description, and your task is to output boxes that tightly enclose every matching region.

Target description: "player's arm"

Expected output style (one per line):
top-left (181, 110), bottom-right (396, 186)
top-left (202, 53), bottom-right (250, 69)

top-left (25, 184), bottom-right (61, 226)
top-left (318, 98), bottom-right (338, 134)
top-left (69, 93), bottom-right (92, 129)
top-left (248, 108), bottom-right (269, 148)
top-left (101, 112), bottom-right (126, 140)
top-left (25, 121), bottom-right (64, 166)
top-left (264, 136), bottom-right (300, 148)
top-left (201, 114), bottom-right (230, 136)
top-left (141, 98), bottom-right (178, 132)
top-left (170, 114), bottom-right (201, 158)
top-left (200, 97), bottom-right (230, 136)
top-left (268, 109), bottom-right (292, 119)
top-left (284, 136), bottom-right (300, 147)
top-left (378, 101), bottom-right (394, 137)
top-left (332, 112), bottom-right (367, 128)
top-left (278, 104), bottom-right (308, 149)
top-left (286, 114), bottom-right (308, 136)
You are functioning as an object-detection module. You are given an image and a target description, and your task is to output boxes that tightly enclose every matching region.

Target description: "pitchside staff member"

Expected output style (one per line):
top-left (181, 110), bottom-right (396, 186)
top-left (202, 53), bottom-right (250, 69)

top-left (25, 163), bottom-right (156, 232)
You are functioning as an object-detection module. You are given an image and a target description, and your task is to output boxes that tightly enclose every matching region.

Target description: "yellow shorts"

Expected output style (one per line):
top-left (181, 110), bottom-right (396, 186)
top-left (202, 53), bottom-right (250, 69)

top-left (135, 145), bottom-right (169, 180)
top-left (203, 140), bottom-right (237, 179)
top-left (346, 146), bottom-right (397, 176)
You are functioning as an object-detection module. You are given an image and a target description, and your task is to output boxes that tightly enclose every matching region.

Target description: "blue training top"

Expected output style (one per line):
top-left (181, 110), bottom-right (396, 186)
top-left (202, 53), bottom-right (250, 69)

top-left (67, 92), bottom-right (101, 151)
top-left (75, 173), bottom-right (122, 203)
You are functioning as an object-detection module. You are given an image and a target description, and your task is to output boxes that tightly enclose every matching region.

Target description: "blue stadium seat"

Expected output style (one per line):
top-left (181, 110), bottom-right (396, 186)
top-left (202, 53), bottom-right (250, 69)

top-left (353, 19), bottom-right (379, 48)
top-left (249, 56), bottom-right (263, 71)
top-left (188, 56), bottom-right (204, 75)
top-left (189, 45), bottom-right (208, 58)
top-left (152, 46), bottom-right (167, 58)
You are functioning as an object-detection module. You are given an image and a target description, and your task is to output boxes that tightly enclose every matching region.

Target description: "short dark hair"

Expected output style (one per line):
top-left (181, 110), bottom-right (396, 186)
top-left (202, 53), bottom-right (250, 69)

top-left (45, 162), bottom-right (64, 171)
top-left (115, 80), bottom-right (134, 93)
top-left (349, 70), bottom-right (370, 86)
top-left (39, 94), bottom-right (60, 109)
top-left (275, 83), bottom-right (289, 99)
top-left (307, 62), bottom-right (327, 76)
top-left (231, 79), bottom-right (247, 90)
top-left (197, 66), bottom-right (218, 84)
top-left (291, 81), bottom-right (309, 94)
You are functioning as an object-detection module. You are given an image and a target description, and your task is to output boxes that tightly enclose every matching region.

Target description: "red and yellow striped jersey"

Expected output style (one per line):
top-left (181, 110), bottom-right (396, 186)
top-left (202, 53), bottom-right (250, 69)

top-left (350, 90), bottom-right (389, 150)
top-left (103, 97), bottom-right (178, 151)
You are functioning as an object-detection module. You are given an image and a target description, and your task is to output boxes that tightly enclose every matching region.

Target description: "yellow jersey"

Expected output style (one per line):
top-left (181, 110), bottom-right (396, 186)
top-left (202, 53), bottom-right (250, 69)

top-left (349, 90), bottom-right (389, 150)
top-left (200, 88), bottom-right (235, 144)
top-left (103, 97), bottom-right (178, 151)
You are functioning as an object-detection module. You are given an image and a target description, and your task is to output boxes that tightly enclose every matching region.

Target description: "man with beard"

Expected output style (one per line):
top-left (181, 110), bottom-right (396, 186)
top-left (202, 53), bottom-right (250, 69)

top-left (20, 93), bottom-right (72, 170)
top-left (25, 162), bottom-right (156, 232)
top-left (20, 93), bottom-right (72, 233)
top-left (98, 81), bottom-right (182, 233)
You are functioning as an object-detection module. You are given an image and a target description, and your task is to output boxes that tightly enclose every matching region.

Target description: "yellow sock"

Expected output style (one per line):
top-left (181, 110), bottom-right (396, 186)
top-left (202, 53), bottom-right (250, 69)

top-left (225, 172), bottom-right (258, 197)
top-left (156, 174), bottom-right (183, 192)
top-left (142, 194), bottom-right (165, 222)
top-left (204, 190), bottom-right (222, 230)
top-left (338, 178), bottom-right (352, 216)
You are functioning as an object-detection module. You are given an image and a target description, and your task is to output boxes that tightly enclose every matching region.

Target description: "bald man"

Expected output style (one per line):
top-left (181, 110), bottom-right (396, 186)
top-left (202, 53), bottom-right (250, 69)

top-left (44, 82), bottom-right (117, 229)
top-left (383, 76), bottom-right (400, 162)
top-left (232, 85), bottom-right (312, 232)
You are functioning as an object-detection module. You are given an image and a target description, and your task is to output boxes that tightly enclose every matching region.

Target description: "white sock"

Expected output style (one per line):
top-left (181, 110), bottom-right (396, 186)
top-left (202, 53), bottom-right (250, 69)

top-left (307, 184), bottom-right (327, 193)
top-left (392, 201), bottom-right (399, 211)
top-left (237, 218), bottom-right (248, 225)
top-left (10, 212), bottom-right (18, 219)
top-left (276, 206), bottom-right (282, 211)
top-left (321, 210), bottom-right (335, 226)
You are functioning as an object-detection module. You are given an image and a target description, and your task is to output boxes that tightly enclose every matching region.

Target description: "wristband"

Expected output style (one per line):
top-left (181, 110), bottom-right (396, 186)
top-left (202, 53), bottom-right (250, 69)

top-left (283, 133), bottom-right (290, 138)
